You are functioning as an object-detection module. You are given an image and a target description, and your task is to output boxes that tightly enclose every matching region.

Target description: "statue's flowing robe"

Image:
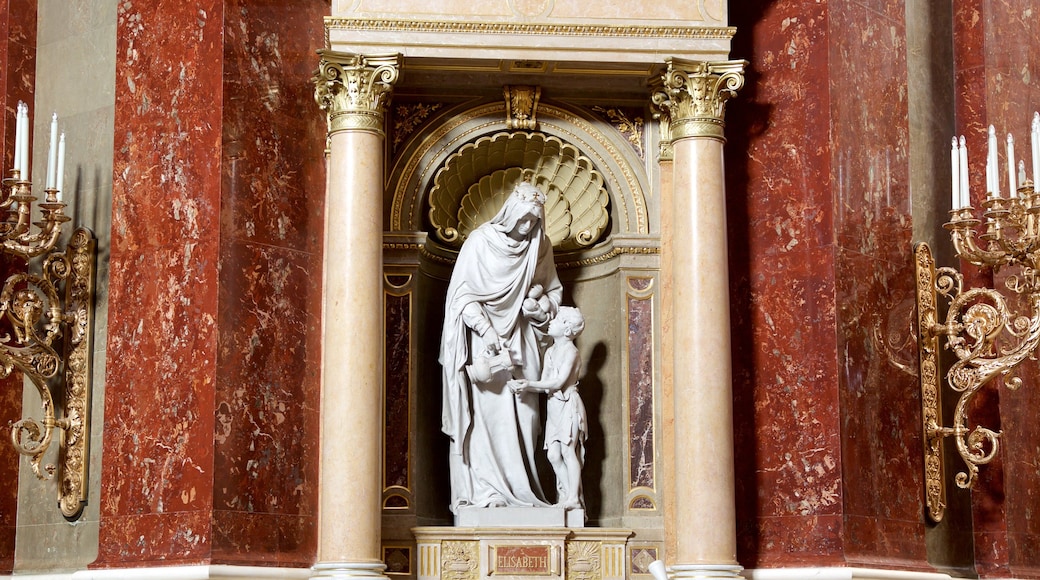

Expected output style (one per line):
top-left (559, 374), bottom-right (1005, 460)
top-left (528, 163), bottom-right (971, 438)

top-left (439, 197), bottom-right (562, 513)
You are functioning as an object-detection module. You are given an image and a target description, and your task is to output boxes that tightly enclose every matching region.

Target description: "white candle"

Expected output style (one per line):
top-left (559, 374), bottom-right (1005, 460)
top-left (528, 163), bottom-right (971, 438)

top-left (1032, 112), bottom-right (1040, 191)
top-left (55, 133), bottom-right (65, 201)
top-left (45, 113), bottom-right (57, 189)
top-left (1008, 133), bottom-right (1017, 198)
top-left (1019, 160), bottom-right (1027, 188)
top-left (988, 125), bottom-right (999, 197)
top-left (960, 136), bottom-right (970, 209)
top-left (19, 103), bottom-right (29, 181)
top-left (12, 103), bottom-right (22, 174)
top-left (951, 137), bottom-right (960, 210)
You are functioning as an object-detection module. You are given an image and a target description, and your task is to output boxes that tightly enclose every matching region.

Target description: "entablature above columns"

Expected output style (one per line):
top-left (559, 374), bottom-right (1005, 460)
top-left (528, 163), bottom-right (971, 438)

top-left (325, 0), bottom-right (734, 65)
top-left (325, 18), bottom-right (734, 64)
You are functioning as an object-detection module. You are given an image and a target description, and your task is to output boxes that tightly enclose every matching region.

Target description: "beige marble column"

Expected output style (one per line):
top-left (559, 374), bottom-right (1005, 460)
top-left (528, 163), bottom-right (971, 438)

top-left (652, 58), bottom-right (747, 580)
top-left (312, 50), bottom-right (400, 580)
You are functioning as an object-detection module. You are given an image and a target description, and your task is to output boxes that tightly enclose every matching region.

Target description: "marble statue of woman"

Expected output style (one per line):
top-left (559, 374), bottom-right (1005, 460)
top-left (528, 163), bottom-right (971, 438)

top-left (440, 181), bottom-right (563, 515)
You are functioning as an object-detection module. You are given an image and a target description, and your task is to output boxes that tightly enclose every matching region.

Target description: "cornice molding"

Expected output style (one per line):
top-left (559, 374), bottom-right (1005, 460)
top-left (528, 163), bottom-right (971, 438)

top-left (325, 17), bottom-right (735, 40)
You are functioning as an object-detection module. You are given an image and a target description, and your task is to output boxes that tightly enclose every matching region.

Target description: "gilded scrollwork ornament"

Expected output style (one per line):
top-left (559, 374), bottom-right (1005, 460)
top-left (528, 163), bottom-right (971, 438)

top-left (7, 226), bottom-right (96, 520)
top-left (916, 189), bottom-right (1040, 521)
top-left (650, 58), bottom-right (747, 142)
top-left (313, 50), bottom-right (401, 136)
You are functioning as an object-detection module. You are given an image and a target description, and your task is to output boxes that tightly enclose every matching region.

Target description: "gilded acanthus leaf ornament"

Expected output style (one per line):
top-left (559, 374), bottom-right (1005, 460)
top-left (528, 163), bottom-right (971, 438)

top-left (504, 85), bottom-right (541, 130)
top-left (650, 58), bottom-right (747, 141)
top-left (313, 50), bottom-right (400, 135)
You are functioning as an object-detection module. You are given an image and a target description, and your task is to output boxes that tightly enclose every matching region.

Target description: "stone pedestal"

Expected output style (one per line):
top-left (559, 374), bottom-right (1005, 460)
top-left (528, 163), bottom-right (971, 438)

top-left (414, 528), bottom-right (631, 580)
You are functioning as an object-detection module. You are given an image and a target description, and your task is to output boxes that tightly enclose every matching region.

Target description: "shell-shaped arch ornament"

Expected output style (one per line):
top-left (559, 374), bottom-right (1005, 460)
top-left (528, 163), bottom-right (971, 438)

top-left (428, 131), bottom-right (610, 252)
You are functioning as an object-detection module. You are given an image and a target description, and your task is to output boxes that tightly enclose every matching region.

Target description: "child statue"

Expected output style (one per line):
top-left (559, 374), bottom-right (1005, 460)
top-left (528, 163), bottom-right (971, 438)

top-left (508, 306), bottom-right (587, 510)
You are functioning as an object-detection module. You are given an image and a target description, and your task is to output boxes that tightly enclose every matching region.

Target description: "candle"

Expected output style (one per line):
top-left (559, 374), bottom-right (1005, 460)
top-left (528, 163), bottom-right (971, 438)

top-left (1019, 160), bottom-right (1027, 188)
top-left (18, 103), bottom-right (29, 181)
top-left (951, 137), bottom-right (960, 210)
top-left (959, 136), bottom-right (970, 209)
top-left (1033, 112), bottom-right (1040, 191)
top-left (45, 113), bottom-right (57, 189)
top-left (988, 125), bottom-right (999, 197)
top-left (1008, 133), bottom-right (1017, 198)
top-left (55, 133), bottom-right (65, 201)
top-left (12, 102), bottom-right (21, 173)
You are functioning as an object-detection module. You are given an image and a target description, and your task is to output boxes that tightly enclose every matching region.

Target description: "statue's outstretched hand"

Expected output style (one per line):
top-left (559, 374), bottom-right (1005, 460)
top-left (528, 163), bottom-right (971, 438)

top-left (507, 379), bottom-right (528, 396)
top-left (522, 298), bottom-right (549, 323)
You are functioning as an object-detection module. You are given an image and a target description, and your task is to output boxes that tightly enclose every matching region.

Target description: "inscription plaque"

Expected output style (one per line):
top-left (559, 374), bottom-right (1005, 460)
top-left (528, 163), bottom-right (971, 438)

top-left (492, 545), bottom-right (552, 575)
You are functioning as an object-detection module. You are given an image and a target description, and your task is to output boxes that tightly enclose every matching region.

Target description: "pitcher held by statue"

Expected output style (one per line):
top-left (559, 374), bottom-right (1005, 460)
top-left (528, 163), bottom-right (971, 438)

top-left (439, 180), bottom-right (587, 527)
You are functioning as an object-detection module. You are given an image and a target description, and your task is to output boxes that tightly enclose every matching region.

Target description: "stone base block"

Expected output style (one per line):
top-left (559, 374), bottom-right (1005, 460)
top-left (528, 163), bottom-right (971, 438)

top-left (455, 507), bottom-right (585, 528)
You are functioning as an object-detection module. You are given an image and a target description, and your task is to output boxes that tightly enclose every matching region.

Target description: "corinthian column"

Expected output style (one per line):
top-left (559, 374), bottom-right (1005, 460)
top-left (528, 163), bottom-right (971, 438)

top-left (312, 50), bottom-right (400, 580)
top-left (652, 58), bottom-right (747, 579)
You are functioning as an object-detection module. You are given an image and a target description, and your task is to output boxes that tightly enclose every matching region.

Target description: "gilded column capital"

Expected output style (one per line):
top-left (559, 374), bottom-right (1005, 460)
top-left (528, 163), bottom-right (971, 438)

top-left (651, 58), bottom-right (747, 142)
top-left (314, 50), bottom-right (401, 136)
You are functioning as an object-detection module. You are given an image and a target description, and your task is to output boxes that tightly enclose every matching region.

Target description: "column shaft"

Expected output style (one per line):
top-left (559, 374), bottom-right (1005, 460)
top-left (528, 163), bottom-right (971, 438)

top-left (313, 51), bottom-right (400, 579)
top-left (653, 58), bottom-right (746, 579)
top-left (320, 129), bottom-right (385, 565)
top-left (671, 137), bottom-right (737, 566)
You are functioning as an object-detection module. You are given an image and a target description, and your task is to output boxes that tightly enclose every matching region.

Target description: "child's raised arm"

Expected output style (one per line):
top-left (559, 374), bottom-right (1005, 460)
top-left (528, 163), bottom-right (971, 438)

top-left (507, 345), bottom-right (578, 395)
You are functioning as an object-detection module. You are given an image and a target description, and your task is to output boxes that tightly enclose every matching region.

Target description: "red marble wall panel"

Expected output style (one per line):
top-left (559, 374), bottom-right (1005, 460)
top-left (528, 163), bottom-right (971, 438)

top-left (951, 0), bottom-right (1040, 575)
top-left (828, 0), bottom-right (927, 569)
top-left (212, 242), bottom-right (321, 567)
top-left (727, 0), bottom-right (844, 568)
top-left (0, 1), bottom-right (34, 572)
top-left (212, 0), bottom-right (327, 567)
top-left (983, 1), bottom-right (1040, 575)
top-left (0, 0), bottom-right (35, 171)
top-left (950, 0), bottom-right (1005, 573)
top-left (384, 288), bottom-right (410, 498)
top-left (627, 283), bottom-right (653, 498)
top-left (98, 0), bottom-right (224, 567)
top-left (728, 0), bottom-right (928, 570)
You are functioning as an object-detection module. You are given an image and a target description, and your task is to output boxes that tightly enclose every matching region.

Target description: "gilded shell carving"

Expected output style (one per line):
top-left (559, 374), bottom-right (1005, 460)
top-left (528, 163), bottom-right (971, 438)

top-left (428, 131), bottom-right (610, 251)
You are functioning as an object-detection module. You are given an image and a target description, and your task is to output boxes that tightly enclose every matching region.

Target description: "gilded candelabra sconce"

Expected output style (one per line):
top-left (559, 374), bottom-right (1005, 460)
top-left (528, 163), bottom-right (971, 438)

top-left (4, 102), bottom-right (97, 520)
top-left (916, 114), bottom-right (1040, 522)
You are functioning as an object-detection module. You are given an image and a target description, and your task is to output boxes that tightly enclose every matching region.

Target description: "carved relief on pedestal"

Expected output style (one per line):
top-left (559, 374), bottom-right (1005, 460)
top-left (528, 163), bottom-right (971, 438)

top-left (566, 541), bottom-right (602, 580)
top-left (441, 541), bottom-right (480, 580)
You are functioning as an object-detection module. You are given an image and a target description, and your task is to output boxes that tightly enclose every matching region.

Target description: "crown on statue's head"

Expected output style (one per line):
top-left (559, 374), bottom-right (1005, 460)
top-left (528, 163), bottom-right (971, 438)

top-left (512, 180), bottom-right (546, 207)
